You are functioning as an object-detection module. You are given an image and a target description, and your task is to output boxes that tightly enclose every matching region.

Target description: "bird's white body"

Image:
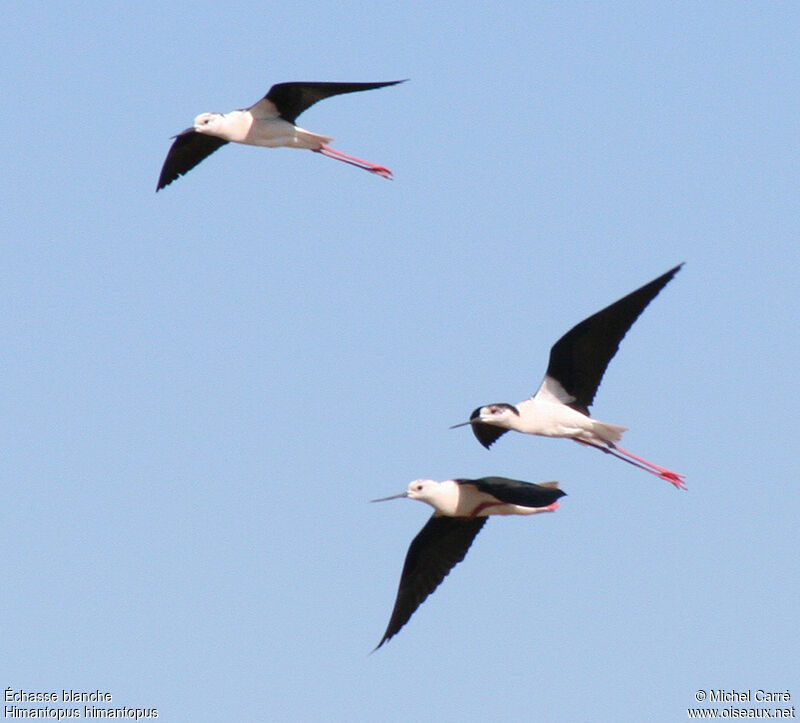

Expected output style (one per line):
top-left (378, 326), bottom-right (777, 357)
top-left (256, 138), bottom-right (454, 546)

top-left (506, 397), bottom-right (626, 446)
top-left (470, 372), bottom-right (627, 447)
top-left (407, 479), bottom-right (558, 518)
top-left (193, 109), bottom-right (332, 149)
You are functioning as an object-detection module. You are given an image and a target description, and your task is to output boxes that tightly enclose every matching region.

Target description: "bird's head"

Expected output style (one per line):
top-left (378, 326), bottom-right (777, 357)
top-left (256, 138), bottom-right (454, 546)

top-left (449, 404), bottom-right (519, 449)
top-left (404, 479), bottom-right (441, 503)
top-left (371, 479), bottom-right (441, 505)
top-left (471, 403), bottom-right (519, 426)
top-left (193, 112), bottom-right (224, 135)
top-left (450, 403), bottom-right (519, 429)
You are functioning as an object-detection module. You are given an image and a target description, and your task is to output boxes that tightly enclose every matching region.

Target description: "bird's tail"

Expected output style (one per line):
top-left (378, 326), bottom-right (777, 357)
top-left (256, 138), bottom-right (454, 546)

top-left (294, 128), bottom-right (334, 148)
top-left (536, 481), bottom-right (562, 490)
top-left (591, 420), bottom-right (628, 445)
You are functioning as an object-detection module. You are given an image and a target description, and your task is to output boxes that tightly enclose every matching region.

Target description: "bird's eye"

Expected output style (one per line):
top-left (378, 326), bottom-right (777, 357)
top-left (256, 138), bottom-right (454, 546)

top-left (416, 484), bottom-right (423, 491)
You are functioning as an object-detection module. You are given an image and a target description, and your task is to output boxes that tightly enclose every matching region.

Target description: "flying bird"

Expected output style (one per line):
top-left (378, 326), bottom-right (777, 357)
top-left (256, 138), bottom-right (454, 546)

top-left (451, 264), bottom-right (686, 489)
top-left (372, 477), bottom-right (565, 649)
top-left (157, 80), bottom-right (405, 190)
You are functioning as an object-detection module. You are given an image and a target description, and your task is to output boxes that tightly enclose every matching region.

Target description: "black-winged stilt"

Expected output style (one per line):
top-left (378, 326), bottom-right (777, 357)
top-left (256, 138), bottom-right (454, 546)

top-left (157, 80), bottom-right (405, 190)
top-left (372, 477), bottom-right (565, 648)
top-left (451, 264), bottom-right (686, 489)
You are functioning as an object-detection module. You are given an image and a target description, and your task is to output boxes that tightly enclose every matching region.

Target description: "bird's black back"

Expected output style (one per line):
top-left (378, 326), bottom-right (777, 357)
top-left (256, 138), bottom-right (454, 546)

top-left (460, 477), bottom-right (566, 508)
top-left (545, 264), bottom-right (682, 412)
top-left (264, 80), bottom-right (404, 124)
top-left (376, 515), bottom-right (486, 649)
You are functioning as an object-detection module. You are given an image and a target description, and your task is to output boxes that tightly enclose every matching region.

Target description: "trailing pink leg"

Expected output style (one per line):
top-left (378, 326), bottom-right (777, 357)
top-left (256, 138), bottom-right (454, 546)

top-left (575, 439), bottom-right (686, 489)
top-left (313, 144), bottom-right (393, 179)
top-left (611, 444), bottom-right (686, 489)
top-left (469, 501), bottom-right (504, 517)
top-left (469, 500), bottom-right (560, 517)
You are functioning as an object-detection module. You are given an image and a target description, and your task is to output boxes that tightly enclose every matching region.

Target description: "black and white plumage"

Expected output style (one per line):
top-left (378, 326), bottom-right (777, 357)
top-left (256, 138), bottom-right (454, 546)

top-left (372, 477), bottom-right (566, 649)
top-left (157, 80), bottom-right (405, 190)
top-left (452, 264), bottom-right (685, 488)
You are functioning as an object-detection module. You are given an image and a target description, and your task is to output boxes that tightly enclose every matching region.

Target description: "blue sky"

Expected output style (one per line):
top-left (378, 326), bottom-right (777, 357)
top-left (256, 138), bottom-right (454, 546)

top-left (2, 2), bottom-right (798, 721)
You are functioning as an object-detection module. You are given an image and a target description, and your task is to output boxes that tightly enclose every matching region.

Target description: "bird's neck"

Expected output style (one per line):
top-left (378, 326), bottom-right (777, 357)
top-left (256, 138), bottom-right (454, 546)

top-left (427, 480), bottom-right (461, 516)
top-left (214, 110), bottom-right (254, 143)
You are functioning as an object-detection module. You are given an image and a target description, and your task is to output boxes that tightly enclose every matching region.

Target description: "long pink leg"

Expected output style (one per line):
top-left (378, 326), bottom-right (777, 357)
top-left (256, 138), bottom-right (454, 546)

top-left (575, 440), bottom-right (686, 490)
top-left (537, 501), bottom-right (560, 513)
top-left (313, 144), bottom-right (393, 179)
top-left (469, 501), bottom-right (504, 517)
top-left (469, 500), bottom-right (560, 517)
top-left (611, 444), bottom-right (686, 489)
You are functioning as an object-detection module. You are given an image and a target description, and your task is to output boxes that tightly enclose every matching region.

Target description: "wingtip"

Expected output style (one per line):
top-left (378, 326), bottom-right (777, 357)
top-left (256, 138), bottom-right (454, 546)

top-left (661, 262), bottom-right (685, 280)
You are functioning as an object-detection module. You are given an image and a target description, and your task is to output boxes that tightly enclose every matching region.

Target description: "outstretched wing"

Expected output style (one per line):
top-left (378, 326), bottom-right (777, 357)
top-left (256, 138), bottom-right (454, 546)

top-left (538, 264), bottom-right (683, 412)
top-left (467, 404), bottom-right (516, 449)
top-left (376, 515), bottom-right (486, 649)
top-left (157, 130), bottom-right (228, 191)
top-left (252, 80), bottom-right (405, 124)
top-left (463, 478), bottom-right (566, 508)
top-left (470, 423), bottom-right (509, 449)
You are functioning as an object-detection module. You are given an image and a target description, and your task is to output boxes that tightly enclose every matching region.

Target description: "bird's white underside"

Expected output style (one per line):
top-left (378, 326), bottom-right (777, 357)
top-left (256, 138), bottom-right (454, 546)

top-left (414, 479), bottom-right (553, 518)
top-left (194, 103), bottom-right (333, 149)
top-left (470, 374), bottom-right (628, 445)
top-left (511, 396), bottom-right (627, 444)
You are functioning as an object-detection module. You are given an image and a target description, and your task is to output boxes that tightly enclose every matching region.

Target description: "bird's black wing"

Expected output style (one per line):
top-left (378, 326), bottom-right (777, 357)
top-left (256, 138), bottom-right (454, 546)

top-left (471, 423), bottom-right (509, 449)
top-left (157, 130), bottom-right (228, 191)
top-left (543, 264), bottom-right (683, 412)
top-left (467, 405), bottom-right (513, 449)
top-left (462, 478), bottom-right (566, 508)
top-left (376, 515), bottom-right (486, 649)
top-left (263, 80), bottom-right (404, 124)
